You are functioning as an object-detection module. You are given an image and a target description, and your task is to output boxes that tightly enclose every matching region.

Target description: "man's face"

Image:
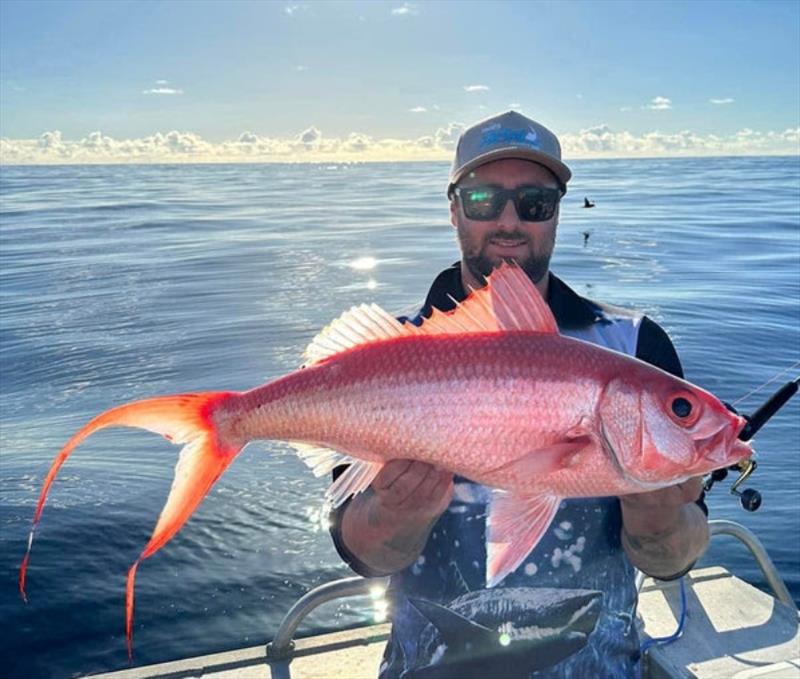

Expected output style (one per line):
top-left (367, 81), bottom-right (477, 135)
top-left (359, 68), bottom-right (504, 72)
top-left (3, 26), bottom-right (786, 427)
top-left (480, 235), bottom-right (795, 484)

top-left (450, 159), bottom-right (560, 286)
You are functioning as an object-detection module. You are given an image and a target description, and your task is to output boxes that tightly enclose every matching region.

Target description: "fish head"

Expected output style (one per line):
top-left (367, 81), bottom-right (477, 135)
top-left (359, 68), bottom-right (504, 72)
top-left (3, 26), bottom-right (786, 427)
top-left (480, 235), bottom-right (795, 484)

top-left (600, 375), bottom-right (753, 486)
top-left (639, 379), bottom-right (753, 480)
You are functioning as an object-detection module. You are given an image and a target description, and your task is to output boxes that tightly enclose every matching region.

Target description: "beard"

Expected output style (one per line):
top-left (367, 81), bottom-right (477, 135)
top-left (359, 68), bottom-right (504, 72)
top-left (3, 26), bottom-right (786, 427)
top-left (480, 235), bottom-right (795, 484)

top-left (457, 225), bottom-right (555, 286)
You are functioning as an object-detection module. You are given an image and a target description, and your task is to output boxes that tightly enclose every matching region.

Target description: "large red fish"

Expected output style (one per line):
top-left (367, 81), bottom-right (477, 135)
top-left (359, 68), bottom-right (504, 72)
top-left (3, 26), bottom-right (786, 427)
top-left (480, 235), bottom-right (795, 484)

top-left (20, 263), bottom-right (752, 657)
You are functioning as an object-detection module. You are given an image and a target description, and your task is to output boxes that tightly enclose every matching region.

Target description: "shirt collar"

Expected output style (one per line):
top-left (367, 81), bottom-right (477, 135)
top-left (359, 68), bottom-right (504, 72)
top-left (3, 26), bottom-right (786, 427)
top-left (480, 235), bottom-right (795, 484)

top-left (418, 262), bottom-right (601, 330)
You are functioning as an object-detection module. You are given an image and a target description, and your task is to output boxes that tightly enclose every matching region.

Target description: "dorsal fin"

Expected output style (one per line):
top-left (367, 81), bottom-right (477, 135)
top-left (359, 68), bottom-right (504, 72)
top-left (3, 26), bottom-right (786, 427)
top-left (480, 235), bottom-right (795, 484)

top-left (302, 262), bottom-right (558, 366)
top-left (406, 261), bottom-right (558, 337)
top-left (303, 303), bottom-right (407, 366)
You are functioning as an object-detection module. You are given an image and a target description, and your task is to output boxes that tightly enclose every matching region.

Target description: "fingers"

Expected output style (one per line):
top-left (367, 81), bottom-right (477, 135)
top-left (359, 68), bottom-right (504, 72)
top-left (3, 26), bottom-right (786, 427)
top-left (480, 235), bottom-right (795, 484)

top-left (372, 460), bottom-right (454, 513)
top-left (374, 460), bottom-right (437, 507)
top-left (373, 459), bottom-right (414, 490)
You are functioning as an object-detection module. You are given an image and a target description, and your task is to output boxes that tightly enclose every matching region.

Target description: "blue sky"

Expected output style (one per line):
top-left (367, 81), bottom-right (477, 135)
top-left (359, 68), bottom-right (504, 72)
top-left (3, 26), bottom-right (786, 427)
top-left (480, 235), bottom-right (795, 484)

top-left (1, 0), bottom-right (798, 163)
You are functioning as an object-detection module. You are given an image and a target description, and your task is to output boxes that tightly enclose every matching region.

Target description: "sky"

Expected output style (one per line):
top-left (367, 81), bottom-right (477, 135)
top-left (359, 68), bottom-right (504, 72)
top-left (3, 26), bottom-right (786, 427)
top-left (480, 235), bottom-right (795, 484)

top-left (1, 0), bottom-right (799, 164)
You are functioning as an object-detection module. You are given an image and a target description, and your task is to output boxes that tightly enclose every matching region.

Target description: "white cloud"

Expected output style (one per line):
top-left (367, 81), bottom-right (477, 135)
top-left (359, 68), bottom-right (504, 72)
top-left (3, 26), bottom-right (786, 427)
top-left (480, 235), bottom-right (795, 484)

top-left (1, 124), bottom-right (797, 165)
top-left (296, 65), bottom-right (310, 72)
top-left (647, 96), bottom-right (672, 110)
top-left (142, 87), bottom-right (183, 95)
top-left (561, 124), bottom-right (800, 157)
top-left (619, 106), bottom-right (632, 112)
top-left (710, 98), bottom-right (735, 105)
top-left (464, 85), bottom-right (489, 93)
top-left (391, 3), bottom-right (418, 16)
top-left (409, 106), bottom-right (427, 113)
top-left (142, 79), bottom-right (183, 95)
top-left (285, 4), bottom-right (300, 15)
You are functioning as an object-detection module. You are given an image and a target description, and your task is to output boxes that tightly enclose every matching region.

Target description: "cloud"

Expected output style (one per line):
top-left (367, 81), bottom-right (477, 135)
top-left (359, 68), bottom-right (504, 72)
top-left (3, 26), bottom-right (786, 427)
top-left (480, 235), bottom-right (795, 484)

top-left (2, 124), bottom-right (797, 165)
top-left (285, 4), bottom-right (300, 15)
top-left (561, 124), bottom-right (800, 157)
top-left (296, 65), bottom-right (310, 72)
top-left (647, 96), bottom-right (672, 110)
top-left (409, 106), bottom-right (427, 113)
top-left (297, 127), bottom-right (322, 150)
top-left (710, 98), bottom-right (735, 105)
top-left (142, 87), bottom-right (183, 95)
top-left (464, 85), bottom-right (489, 93)
top-left (391, 3), bottom-right (418, 15)
top-left (143, 80), bottom-right (183, 95)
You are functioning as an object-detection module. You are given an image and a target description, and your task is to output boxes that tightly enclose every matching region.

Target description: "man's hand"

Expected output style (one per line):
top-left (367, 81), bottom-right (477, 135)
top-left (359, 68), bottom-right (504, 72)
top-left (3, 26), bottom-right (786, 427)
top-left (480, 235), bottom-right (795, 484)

top-left (371, 460), bottom-right (454, 521)
top-left (620, 477), bottom-right (709, 579)
top-left (339, 460), bottom-right (454, 575)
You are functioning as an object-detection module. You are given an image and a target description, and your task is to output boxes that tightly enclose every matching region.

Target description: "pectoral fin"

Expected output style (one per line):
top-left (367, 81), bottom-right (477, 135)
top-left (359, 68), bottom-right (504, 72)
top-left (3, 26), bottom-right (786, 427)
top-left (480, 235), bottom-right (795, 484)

top-left (486, 492), bottom-right (561, 587)
top-left (488, 436), bottom-right (593, 479)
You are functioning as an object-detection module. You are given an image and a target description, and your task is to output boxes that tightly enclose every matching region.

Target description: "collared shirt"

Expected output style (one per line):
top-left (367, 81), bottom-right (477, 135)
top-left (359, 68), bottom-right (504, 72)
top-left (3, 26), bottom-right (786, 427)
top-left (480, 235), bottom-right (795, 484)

top-left (330, 264), bottom-right (704, 679)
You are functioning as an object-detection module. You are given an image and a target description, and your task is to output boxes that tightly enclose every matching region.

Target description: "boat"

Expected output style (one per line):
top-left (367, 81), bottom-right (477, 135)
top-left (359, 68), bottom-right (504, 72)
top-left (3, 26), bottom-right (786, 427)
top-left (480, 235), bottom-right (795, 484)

top-left (91, 519), bottom-right (799, 679)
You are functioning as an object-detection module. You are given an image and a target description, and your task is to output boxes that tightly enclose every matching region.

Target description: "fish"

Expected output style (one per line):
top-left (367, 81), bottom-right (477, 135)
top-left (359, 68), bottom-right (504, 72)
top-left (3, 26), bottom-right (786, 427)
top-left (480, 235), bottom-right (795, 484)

top-left (402, 588), bottom-right (603, 679)
top-left (19, 262), bottom-right (753, 657)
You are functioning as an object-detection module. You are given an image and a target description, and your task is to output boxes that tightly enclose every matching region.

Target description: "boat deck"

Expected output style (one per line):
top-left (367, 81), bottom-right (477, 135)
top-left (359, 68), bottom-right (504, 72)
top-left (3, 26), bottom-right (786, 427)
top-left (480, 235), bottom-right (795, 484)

top-left (94, 623), bottom-right (390, 679)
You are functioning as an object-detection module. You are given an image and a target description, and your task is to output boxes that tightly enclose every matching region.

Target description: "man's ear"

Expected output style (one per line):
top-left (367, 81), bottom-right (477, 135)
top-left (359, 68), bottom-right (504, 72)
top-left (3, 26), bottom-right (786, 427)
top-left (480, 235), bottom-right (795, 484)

top-left (449, 199), bottom-right (457, 228)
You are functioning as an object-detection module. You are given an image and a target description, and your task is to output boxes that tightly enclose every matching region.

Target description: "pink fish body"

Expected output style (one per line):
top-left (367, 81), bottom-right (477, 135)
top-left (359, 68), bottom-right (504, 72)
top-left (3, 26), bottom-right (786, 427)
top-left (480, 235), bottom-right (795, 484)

top-left (20, 263), bottom-right (752, 656)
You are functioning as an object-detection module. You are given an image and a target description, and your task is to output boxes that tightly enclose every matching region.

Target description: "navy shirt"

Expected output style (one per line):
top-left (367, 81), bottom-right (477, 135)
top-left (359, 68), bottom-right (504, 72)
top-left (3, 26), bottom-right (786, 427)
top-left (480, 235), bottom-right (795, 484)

top-left (330, 264), bottom-right (705, 679)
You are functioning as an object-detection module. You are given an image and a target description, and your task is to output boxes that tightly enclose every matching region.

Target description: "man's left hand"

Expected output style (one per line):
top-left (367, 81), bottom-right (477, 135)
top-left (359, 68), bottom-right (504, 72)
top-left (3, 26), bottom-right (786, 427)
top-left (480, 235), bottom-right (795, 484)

top-left (619, 477), bottom-right (709, 579)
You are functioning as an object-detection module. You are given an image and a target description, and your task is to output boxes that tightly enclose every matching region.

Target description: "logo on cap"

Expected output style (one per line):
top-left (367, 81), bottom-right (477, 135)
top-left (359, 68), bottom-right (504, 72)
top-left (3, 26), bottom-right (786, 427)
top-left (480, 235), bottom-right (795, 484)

top-left (479, 125), bottom-right (540, 150)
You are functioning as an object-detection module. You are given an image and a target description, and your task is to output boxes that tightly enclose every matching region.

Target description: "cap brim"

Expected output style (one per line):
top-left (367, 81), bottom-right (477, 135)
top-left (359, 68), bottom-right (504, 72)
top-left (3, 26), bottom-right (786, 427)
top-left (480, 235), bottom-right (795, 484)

top-left (448, 147), bottom-right (572, 196)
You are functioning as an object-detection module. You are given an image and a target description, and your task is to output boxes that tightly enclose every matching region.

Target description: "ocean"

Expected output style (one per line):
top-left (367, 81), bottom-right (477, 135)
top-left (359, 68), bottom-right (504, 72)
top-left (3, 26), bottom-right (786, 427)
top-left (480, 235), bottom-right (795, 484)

top-left (1, 157), bottom-right (798, 678)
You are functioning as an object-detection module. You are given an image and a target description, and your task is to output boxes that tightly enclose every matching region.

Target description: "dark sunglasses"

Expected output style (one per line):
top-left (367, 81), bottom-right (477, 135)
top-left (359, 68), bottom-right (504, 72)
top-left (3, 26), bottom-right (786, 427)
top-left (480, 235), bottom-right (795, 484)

top-left (454, 184), bottom-right (560, 222)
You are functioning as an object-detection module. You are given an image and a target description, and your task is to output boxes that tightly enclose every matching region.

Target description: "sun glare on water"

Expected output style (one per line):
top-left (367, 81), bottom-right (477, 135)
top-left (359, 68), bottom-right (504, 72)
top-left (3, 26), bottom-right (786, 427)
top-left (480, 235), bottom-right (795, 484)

top-left (349, 256), bottom-right (377, 271)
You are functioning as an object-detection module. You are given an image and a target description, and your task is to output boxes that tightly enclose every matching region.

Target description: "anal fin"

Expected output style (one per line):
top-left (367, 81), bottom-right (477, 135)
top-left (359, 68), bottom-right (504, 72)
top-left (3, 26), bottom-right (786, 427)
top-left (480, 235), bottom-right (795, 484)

top-left (287, 441), bottom-right (383, 507)
top-left (326, 458), bottom-right (383, 508)
top-left (486, 491), bottom-right (562, 587)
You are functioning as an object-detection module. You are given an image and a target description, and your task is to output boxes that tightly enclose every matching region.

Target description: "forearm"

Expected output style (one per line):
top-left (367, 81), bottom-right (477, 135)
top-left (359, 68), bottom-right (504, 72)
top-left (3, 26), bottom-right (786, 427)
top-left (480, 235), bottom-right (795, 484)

top-left (339, 488), bottom-right (438, 576)
top-left (621, 501), bottom-right (709, 579)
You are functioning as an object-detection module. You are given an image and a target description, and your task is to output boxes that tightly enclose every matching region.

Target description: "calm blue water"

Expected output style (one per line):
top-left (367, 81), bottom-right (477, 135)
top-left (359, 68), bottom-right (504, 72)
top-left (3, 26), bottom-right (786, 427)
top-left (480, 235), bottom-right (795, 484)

top-left (1, 158), bottom-right (798, 678)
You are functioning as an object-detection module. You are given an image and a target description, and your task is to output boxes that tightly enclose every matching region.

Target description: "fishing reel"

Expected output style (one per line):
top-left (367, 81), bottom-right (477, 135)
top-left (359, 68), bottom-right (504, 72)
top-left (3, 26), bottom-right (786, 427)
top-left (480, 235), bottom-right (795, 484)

top-left (703, 377), bottom-right (798, 512)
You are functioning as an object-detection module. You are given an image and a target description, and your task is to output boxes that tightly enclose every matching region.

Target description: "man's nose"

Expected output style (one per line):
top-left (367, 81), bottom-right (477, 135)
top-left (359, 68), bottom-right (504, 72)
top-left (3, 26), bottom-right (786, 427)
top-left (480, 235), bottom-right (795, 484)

top-left (495, 197), bottom-right (522, 230)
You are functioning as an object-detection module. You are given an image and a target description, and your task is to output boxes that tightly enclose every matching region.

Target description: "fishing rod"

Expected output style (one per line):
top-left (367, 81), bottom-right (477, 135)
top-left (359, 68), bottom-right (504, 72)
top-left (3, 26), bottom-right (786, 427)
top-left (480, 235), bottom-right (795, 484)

top-left (704, 377), bottom-right (800, 511)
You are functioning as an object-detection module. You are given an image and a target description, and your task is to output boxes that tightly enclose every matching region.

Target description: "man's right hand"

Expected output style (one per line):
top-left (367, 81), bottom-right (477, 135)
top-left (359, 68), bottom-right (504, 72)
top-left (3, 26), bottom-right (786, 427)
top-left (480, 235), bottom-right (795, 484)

top-left (339, 460), bottom-right (454, 576)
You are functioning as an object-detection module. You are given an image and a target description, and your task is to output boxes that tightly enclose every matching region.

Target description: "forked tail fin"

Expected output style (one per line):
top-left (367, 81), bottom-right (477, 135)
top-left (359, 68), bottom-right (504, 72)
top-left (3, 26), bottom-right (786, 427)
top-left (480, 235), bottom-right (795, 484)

top-left (19, 391), bottom-right (244, 659)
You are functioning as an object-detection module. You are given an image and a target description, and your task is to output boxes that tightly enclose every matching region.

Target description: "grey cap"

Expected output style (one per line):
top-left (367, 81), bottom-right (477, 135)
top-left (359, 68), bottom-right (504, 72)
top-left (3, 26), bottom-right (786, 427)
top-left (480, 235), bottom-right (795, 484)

top-left (447, 110), bottom-right (571, 197)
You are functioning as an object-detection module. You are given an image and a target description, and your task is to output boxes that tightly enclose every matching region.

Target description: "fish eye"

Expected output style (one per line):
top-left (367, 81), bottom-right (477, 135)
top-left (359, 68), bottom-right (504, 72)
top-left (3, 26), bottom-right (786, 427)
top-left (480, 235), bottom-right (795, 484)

top-left (667, 393), bottom-right (702, 427)
top-left (671, 397), bottom-right (692, 418)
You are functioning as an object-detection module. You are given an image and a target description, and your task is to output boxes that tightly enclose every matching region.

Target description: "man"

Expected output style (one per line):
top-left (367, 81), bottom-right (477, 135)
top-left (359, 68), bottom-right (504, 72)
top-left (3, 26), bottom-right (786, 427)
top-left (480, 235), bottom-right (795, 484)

top-left (330, 111), bottom-right (709, 678)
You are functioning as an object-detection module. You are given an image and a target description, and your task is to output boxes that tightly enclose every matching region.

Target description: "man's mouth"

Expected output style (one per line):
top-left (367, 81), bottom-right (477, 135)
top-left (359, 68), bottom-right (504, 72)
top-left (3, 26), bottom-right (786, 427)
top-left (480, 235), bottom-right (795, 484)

top-left (488, 237), bottom-right (527, 249)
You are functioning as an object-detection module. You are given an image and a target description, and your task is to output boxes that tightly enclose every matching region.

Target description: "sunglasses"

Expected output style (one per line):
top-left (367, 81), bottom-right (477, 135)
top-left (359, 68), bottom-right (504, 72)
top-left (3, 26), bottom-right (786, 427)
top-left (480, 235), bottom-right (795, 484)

top-left (454, 184), bottom-right (560, 222)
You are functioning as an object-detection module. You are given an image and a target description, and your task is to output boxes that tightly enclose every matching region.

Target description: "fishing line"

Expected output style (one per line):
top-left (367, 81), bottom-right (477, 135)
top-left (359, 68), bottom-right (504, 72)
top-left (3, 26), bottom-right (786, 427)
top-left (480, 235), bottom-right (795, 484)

top-left (639, 577), bottom-right (687, 657)
top-left (731, 360), bottom-right (800, 408)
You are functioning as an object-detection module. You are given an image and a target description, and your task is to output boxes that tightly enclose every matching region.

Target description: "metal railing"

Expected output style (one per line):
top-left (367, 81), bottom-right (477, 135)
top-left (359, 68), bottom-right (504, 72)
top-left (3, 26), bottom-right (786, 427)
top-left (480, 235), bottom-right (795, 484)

top-left (706, 519), bottom-right (796, 611)
top-left (266, 575), bottom-right (388, 660)
top-left (635, 519), bottom-right (796, 612)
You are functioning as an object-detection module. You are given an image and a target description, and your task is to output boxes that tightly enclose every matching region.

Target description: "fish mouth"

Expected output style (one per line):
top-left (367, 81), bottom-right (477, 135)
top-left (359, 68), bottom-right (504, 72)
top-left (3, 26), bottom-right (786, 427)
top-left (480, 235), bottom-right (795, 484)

top-left (694, 425), bottom-right (752, 467)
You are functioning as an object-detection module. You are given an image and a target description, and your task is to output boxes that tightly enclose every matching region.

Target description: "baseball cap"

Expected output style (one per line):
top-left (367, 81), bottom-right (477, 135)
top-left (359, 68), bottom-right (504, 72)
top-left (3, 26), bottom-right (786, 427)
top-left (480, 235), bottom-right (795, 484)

top-left (447, 110), bottom-right (571, 197)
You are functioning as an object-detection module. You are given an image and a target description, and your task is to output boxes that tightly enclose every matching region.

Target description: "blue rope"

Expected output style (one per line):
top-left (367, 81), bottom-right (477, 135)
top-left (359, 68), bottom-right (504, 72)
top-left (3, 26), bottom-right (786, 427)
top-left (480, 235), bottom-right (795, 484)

top-left (639, 576), bottom-right (687, 656)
